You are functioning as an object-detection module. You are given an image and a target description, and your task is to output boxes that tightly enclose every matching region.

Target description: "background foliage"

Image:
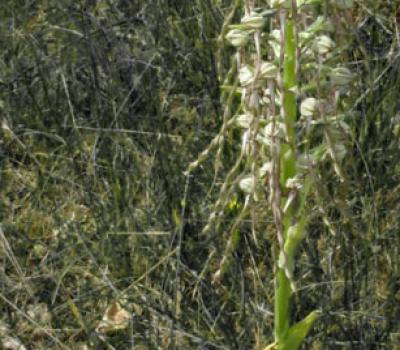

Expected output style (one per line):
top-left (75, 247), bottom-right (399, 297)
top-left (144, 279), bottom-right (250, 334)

top-left (0, 0), bottom-right (399, 349)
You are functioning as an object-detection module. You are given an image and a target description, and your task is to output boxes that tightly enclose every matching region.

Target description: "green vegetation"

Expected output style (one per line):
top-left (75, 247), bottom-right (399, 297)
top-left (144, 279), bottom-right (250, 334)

top-left (0, 1), bottom-right (399, 349)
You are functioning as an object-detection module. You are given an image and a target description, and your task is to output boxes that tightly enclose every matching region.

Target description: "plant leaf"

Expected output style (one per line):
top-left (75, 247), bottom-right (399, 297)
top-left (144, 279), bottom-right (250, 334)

top-left (278, 311), bottom-right (319, 350)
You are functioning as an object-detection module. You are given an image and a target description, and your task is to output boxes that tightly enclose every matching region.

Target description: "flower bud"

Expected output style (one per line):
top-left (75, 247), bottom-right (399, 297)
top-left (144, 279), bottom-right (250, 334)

top-left (260, 161), bottom-right (272, 177)
top-left (239, 176), bottom-right (255, 193)
top-left (225, 29), bottom-right (249, 47)
top-left (334, 0), bottom-right (353, 9)
top-left (260, 61), bottom-right (279, 79)
top-left (329, 67), bottom-right (353, 86)
top-left (236, 113), bottom-right (253, 129)
top-left (300, 98), bottom-right (319, 117)
top-left (270, 0), bottom-right (291, 8)
top-left (285, 177), bottom-right (303, 190)
top-left (258, 122), bottom-right (286, 146)
top-left (262, 88), bottom-right (281, 106)
top-left (313, 35), bottom-right (335, 55)
top-left (241, 12), bottom-right (265, 30)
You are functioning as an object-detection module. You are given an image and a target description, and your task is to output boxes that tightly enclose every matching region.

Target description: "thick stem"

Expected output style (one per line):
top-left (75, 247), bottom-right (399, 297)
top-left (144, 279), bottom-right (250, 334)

top-left (274, 268), bottom-right (291, 342)
top-left (274, 15), bottom-right (297, 344)
top-left (281, 18), bottom-right (297, 184)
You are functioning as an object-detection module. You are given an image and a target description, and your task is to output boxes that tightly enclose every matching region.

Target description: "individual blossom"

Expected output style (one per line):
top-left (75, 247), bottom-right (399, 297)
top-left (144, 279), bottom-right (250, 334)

top-left (259, 161), bottom-right (273, 177)
top-left (225, 29), bottom-right (249, 47)
top-left (261, 88), bottom-right (281, 106)
top-left (300, 97), bottom-right (319, 117)
top-left (258, 122), bottom-right (286, 146)
top-left (329, 67), bottom-right (353, 86)
top-left (241, 12), bottom-right (265, 30)
top-left (260, 61), bottom-right (279, 80)
top-left (334, 0), bottom-right (353, 9)
top-left (270, 0), bottom-right (291, 8)
top-left (239, 65), bottom-right (255, 86)
top-left (313, 35), bottom-right (335, 55)
top-left (239, 175), bottom-right (255, 194)
top-left (236, 113), bottom-right (253, 129)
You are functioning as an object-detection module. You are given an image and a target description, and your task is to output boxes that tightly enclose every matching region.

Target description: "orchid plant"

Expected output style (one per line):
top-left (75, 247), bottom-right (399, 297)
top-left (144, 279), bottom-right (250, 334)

top-left (187, 0), bottom-right (354, 348)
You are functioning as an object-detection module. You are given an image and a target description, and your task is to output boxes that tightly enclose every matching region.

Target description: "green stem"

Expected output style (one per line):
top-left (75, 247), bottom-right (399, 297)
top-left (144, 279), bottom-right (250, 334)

top-left (273, 14), bottom-right (318, 349)
top-left (281, 18), bottom-right (297, 185)
top-left (275, 268), bottom-right (291, 342)
top-left (274, 16), bottom-right (297, 345)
